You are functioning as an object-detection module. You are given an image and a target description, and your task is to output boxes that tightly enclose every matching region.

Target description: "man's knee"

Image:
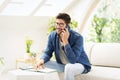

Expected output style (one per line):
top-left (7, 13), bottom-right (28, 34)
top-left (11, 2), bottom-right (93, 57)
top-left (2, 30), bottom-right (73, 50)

top-left (65, 64), bottom-right (72, 72)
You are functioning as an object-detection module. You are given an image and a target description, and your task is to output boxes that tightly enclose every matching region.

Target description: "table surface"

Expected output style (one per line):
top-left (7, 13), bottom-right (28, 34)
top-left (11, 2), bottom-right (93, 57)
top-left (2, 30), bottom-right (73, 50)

top-left (8, 69), bottom-right (60, 80)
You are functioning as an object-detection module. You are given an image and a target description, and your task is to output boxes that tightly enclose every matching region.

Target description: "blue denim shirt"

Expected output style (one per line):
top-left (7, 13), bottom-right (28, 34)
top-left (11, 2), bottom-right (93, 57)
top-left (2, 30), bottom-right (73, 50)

top-left (41, 27), bottom-right (91, 73)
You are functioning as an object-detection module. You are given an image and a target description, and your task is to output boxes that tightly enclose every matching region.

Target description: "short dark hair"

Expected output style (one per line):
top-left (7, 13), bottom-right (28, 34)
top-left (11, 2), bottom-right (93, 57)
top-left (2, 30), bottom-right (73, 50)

top-left (56, 13), bottom-right (71, 24)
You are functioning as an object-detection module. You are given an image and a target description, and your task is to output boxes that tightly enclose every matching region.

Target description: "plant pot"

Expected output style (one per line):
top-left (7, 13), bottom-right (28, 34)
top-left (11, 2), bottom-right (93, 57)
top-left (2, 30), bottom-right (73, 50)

top-left (0, 65), bottom-right (5, 75)
top-left (24, 53), bottom-right (32, 59)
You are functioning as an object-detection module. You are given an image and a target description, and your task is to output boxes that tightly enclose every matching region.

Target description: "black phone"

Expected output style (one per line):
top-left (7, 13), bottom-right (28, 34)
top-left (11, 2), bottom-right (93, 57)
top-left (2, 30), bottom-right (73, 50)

top-left (66, 25), bottom-right (69, 28)
top-left (64, 25), bottom-right (68, 31)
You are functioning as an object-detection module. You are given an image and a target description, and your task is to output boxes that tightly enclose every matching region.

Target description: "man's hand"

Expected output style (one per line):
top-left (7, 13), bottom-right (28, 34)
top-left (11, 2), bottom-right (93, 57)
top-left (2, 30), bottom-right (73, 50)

top-left (60, 28), bottom-right (69, 45)
top-left (35, 59), bottom-right (45, 71)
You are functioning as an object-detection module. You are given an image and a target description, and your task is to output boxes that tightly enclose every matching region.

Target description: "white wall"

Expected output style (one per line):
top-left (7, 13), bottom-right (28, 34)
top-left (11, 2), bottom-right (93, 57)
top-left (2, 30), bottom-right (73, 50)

top-left (0, 0), bottom-right (100, 71)
top-left (0, 16), bottom-right (49, 70)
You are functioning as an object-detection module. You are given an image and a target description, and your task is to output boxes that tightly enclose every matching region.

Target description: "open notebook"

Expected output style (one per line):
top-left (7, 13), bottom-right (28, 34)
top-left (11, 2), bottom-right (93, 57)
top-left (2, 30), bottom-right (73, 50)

top-left (28, 68), bottom-right (57, 73)
top-left (19, 66), bottom-right (57, 73)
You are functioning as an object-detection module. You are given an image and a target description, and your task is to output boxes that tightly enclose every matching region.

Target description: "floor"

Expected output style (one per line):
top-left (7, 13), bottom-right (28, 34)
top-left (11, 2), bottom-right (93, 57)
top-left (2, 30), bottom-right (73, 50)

top-left (0, 73), bottom-right (9, 80)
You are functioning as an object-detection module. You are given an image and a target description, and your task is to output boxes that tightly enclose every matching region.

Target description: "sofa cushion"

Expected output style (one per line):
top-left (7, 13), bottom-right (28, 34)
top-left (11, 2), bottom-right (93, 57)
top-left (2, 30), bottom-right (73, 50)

top-left (84, 42), bottom-right (95, 61)
top-left (75, 66), bottom-right (120, 80)
top-left (91, 43), bottom-right (120, 67)
top-left (58, 66), bottom-right (120, 80)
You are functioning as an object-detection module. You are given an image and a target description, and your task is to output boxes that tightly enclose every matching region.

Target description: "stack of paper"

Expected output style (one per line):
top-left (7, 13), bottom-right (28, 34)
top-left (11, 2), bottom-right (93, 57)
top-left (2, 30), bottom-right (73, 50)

top-left (19, 66), bottom-right (57, 73)
top-left (28, 68), bottom-right (57, 73)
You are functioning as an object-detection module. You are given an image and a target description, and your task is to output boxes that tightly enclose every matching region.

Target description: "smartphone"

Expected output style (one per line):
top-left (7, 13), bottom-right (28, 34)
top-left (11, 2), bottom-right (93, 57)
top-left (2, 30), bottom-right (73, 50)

top-left (63, 25), bottom-right (68, 31)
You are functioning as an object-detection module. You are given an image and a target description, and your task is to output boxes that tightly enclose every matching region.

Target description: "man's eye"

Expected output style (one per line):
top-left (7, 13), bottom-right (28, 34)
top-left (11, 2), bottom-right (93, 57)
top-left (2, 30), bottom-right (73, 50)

top-left (55, 22), bottom-right (64, 27)
top-left (59, 23), bottom-right (64, 26)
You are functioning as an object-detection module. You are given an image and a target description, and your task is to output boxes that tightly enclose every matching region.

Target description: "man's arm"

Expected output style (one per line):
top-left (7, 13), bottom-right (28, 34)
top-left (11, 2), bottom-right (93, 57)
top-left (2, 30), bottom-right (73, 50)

top-left (65, 35), bottom-right (84, 63)
top-left (41, 33), bottom-right (54, 63)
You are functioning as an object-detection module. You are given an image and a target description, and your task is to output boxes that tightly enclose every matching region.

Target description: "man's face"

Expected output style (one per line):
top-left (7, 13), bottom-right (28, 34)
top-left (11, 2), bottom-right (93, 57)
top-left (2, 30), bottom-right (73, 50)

top-left (55, 19), bottom-right (66, 35)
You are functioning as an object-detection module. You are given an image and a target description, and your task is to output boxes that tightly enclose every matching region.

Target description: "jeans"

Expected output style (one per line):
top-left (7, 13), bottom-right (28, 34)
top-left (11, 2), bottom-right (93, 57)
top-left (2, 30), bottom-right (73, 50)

top-left (45, 60), bottom-right (65, 72)
top-left (45, 61), bottom-right (85, 80)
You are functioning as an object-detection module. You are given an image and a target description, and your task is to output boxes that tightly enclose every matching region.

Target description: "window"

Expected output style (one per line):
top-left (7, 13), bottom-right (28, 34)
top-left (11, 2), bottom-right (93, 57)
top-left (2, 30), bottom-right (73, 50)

top-left (84, 0), bottom-right (120, 43)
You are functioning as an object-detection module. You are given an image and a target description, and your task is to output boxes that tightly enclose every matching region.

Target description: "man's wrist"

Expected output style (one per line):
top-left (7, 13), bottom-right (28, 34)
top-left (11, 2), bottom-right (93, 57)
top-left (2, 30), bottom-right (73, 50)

top-left (64, 41), bottom-right (68, 46)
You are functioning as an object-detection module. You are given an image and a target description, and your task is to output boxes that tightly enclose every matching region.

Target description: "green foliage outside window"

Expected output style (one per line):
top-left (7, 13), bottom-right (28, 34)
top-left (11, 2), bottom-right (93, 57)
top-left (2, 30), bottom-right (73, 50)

top-left (88, 16), bottom-right (120, 43)
top-left (87, 1), bottom-right (120, 43)
top-left (89, 15), bottom-right (108, 42)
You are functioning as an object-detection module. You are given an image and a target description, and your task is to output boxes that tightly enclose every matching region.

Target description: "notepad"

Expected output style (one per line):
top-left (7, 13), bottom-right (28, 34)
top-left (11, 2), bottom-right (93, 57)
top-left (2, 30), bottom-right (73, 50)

top-left (28, 68), bottom-right (57, 73)
top-left (19, 66), bottom-right (33, 70)
top-left (19, 66), bottom-right (57, 73)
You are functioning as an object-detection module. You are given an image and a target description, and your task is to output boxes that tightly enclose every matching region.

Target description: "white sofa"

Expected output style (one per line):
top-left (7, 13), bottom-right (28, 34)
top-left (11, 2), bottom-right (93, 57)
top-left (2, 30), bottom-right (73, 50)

top-left (59, 43), bottom-right (120, 80)
top-left (6, 43), bottom-right (120, 80)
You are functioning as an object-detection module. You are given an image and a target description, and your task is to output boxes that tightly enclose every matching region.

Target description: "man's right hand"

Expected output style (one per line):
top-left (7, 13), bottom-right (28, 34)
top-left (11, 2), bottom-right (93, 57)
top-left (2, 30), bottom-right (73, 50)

top-left (35, 59), bottom-right (45, 70)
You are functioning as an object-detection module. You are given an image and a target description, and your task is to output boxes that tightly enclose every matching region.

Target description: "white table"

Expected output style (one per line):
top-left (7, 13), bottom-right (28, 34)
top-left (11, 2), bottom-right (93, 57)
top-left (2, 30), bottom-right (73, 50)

top-left (8, 69), bottom-right (60, 80)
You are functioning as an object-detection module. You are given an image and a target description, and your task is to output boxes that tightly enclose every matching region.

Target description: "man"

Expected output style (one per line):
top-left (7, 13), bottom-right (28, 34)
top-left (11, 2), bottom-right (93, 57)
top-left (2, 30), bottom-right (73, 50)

top-left (35, 13), bottom-right (91, 80)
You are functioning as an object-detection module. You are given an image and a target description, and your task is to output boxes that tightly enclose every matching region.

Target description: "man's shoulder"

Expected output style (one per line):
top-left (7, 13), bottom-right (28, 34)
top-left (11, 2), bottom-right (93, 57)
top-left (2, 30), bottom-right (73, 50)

top-left (49, 31), bottom-right (57, 39)
top-left (70, 30), bottom-right (83, 38)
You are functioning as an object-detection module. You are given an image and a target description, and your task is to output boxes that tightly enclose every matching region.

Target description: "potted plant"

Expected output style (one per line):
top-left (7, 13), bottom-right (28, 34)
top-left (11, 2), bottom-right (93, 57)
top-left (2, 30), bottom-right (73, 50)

top-left (24, 37), bottom-right (33, 59)
top-left (0, 57), bottom-right (5, 75)
top-left (0, 57), bottom-right (4, 65)
top-left (25, 37), bottom-right (37, 59)
top-left (26, 38), bottom-right (33, 54)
